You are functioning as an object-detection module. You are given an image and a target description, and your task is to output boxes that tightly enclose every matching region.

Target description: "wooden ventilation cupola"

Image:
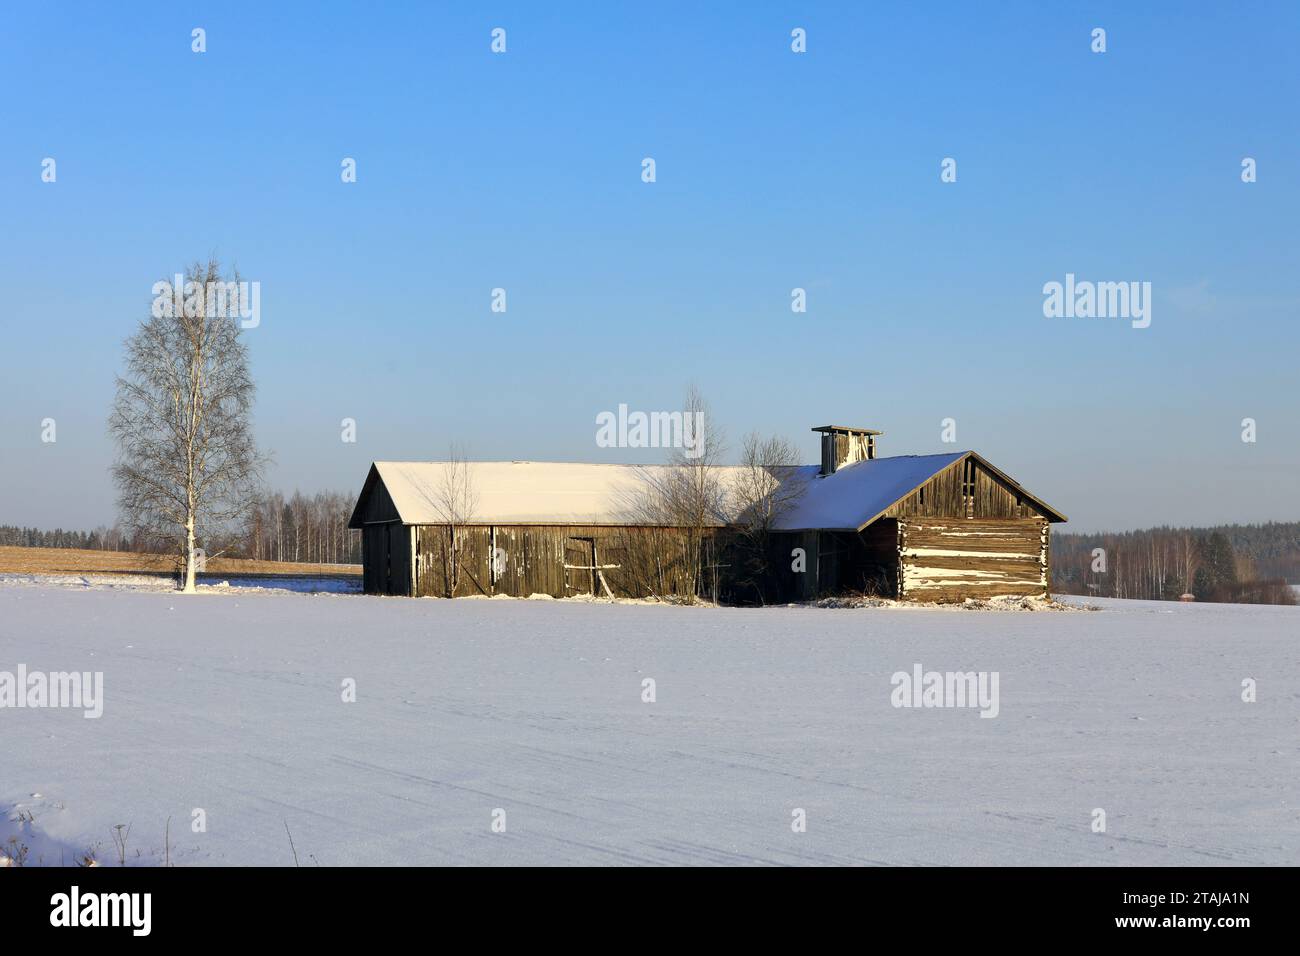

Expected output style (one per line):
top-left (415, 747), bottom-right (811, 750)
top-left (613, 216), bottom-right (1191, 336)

top-left (812, 425), bottom-right (883, 476)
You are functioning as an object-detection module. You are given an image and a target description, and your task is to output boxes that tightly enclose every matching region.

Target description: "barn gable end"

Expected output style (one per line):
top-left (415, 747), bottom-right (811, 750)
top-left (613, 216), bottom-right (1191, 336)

top-left (882, 453), bottom-right (1065, 525)
top-left (347, 464), bottom-right (400, 527)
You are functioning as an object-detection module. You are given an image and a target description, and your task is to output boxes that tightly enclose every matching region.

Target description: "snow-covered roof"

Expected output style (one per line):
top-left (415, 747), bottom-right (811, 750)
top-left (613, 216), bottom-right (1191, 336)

top-left (348, 452), bottom-right (1036, 531)
top-left (770, 453), bottom-right (967, 531)
top-left (356, 460), bottom-right (700, 527)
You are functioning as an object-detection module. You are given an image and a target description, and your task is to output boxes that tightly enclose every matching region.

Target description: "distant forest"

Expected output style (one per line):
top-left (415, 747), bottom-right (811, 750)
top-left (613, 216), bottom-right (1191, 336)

top-left (1052, 521), bottom-right (1299, 605)
top-left (1, 489), bottom-right (362, 565)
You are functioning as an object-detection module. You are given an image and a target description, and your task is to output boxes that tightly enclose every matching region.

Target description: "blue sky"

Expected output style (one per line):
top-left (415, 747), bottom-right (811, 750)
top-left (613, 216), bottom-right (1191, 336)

top-left (1, 1), bottom-right (1297, 533)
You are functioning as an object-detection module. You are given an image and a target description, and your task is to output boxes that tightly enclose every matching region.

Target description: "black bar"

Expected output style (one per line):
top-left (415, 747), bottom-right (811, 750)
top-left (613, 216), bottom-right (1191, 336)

top-left (6, 866), bottom-right (1281, 941)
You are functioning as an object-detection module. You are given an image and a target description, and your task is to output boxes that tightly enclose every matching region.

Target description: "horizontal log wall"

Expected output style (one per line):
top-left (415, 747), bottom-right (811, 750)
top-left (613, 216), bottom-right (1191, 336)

top-left (898, 516), bottom-right (1049, 601)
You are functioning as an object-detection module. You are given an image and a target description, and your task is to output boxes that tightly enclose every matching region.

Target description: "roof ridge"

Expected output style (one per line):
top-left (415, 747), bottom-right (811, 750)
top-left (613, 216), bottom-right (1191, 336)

top-left (375, 460), bottom-right (824, 470)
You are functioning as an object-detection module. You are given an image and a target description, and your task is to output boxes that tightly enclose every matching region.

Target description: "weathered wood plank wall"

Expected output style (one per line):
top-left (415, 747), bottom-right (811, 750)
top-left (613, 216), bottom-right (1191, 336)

top-left (409, 525), bottom-right (710, 599)
top-left (885, 456), bottom-right (1042, 521)
top-left (898, 516), bottom-right (1049, 601)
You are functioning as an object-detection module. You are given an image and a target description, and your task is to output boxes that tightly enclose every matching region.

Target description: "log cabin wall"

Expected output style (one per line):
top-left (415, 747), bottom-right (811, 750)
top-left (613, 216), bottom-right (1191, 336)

top-left (878, 456), bottom-right (1051, 600)
top-left (895, 517), bottom-right (1048, 601)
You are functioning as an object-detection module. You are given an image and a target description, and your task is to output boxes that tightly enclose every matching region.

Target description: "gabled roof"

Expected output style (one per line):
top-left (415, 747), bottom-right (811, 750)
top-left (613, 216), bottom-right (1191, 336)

top-left (770, 453), bottom-right (965, 531)
top-left (770, 451), bottom-right (1066, 530)
top-left (348, 452), bottom-right (1066, 531)
top-left (348, 460), bottom-right (713, 529)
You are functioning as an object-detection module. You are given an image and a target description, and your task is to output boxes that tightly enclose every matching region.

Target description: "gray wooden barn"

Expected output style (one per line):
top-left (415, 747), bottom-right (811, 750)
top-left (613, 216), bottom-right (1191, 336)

top-left (347, 424), bottom-right (1066, 602)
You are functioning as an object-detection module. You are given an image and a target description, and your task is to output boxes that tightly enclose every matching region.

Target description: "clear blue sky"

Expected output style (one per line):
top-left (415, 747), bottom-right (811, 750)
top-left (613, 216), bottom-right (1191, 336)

top-left (2, 1), bottom-right (1297, 533)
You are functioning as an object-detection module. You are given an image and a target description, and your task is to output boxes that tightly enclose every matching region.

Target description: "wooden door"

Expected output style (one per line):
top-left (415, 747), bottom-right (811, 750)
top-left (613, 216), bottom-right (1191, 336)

top-left (564, 537), bottom-right (595, 595)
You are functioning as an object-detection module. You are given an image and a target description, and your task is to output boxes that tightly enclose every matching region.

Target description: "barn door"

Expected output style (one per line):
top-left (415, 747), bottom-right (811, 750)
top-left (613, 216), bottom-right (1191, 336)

top-left (564, 537), bottom-right (595, 595)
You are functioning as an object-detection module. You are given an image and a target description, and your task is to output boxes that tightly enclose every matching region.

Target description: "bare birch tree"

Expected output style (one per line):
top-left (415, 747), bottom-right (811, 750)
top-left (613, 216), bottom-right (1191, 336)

top-left (109, 259), bottom-right (264, 592)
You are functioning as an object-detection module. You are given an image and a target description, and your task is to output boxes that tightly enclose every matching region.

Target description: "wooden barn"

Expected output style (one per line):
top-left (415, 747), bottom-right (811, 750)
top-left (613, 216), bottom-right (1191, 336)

top-left (347, 424), bottom-right (1066, 603)
top-left (347, 460), bottom-right (719, 601)
top-left (767, 427), bottom-right (1067, 602)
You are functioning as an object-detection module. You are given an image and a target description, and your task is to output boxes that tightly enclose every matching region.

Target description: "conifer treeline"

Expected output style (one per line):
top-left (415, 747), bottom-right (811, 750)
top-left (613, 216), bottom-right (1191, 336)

top-left (0, 525), bottom-right (139, 551)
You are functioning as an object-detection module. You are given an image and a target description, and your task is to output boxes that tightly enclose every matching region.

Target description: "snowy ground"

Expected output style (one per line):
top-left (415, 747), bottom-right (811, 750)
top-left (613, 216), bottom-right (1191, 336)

top-left (1, 576), bottom-right (1296, 866)
top-left (0, 572), bottom-right (360, 596)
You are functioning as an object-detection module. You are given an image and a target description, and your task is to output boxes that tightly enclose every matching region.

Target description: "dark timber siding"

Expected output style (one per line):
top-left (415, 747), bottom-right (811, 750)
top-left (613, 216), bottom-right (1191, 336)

top-left (765, 520), bottom-right (900, 601)
top-left (362, 522), bottom-right (411, 596)
top-left (355, 480), bottom-right (400, 524)
top-left (357, 478), bottom-right (407, 595)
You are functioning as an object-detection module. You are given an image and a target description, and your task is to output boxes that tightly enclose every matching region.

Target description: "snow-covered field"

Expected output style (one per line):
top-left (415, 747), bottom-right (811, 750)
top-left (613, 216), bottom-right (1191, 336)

top-left (1, 576), bottom-right (1296, 866)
